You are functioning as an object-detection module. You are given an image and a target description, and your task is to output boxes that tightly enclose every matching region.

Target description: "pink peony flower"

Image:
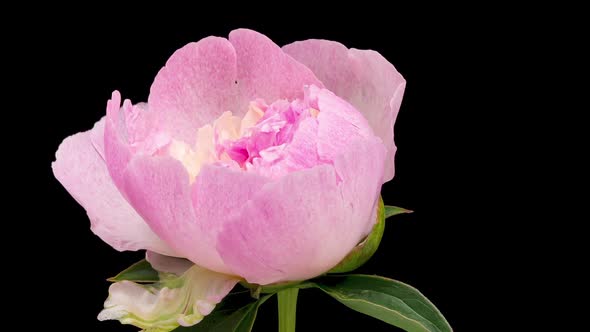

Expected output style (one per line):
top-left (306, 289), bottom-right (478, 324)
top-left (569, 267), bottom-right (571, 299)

top-left (53, 29), bottom-right (405, 329)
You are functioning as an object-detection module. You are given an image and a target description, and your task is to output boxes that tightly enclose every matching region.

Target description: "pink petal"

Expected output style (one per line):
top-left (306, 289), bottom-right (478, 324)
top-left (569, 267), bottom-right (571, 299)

top-left (282, 116), bottom-right (320, 170)
top-left (121, 156), bottom-right (268, 275)
top-left (333, 137), bottom-right (387, 236)
top-left (283, 40), bottom-right (405, 182)
top-left (52, 120), bottom-right (176, 255)
top-left (216, 165), bottom-right (362, 285)
top-left (190, 164), bottom-right (271, 268)
top-left (104, 91), bottom-right (133, 190)
top-left (309, 86), bottom-right (375, 162)
top-left (148, 37), bottom-right (240, 144)
top-left (228, 29), bottom-right (324, 105)
top-left (147, 29), bottom-right (323, 144)
top-left (146, 251), bottom-right (193, 276)
top-left (89, 116), bottom-right (106, 160)
top-left (120, 155), bottom-right (226, 269)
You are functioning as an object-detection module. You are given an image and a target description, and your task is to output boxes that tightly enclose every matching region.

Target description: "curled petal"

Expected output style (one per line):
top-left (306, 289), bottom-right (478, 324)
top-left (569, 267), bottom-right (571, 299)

top-left (284, 40), bottom-right (405, 182)
top-left (52, 118), bottom-right (175, 255)
top-left (98, 265), bottom-right (239, 331)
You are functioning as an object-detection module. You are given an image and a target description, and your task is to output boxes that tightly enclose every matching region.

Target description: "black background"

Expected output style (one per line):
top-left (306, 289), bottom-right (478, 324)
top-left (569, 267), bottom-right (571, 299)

top-left (23, 8), bottom-right (543, 332)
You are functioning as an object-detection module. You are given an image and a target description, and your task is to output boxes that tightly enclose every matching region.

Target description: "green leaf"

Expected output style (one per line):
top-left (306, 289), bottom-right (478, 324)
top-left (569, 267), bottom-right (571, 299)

top-left (313, 274), bottom-right (451, 332)
top-left (176, 292), bottom-right (273, 332)
top-left (384, 205), bottom-right (413, 219)
top-left (329, 197), bottom-right (386, 273)
top-left (107, 259), bottom-right (159, 283)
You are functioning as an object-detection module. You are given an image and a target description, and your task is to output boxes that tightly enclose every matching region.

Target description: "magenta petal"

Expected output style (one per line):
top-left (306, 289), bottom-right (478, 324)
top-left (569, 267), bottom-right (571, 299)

top-left (283, 40), bottom-right (405, 182)
top-left (52, 121), bottom-right (176, 255)
top-left (216, 165), bottom-right (360, 285)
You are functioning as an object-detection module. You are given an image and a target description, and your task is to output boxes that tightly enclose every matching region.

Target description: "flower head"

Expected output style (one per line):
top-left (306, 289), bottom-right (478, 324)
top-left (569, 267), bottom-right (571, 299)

top-left (53, 29), bottom-right (405, 330)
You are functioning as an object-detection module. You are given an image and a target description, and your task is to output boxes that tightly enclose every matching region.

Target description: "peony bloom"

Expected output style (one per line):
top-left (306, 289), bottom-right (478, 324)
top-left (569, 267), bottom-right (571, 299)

top-left (53, 29), bottom-right (405, 329)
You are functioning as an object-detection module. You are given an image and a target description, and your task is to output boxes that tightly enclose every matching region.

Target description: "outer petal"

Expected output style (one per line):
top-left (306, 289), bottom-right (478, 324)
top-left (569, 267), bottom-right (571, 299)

top-left (283, 40), bottom-right (405, 182)
top-left (120, 155), bottom-right (222, 270)
top-left (311, 86), bottom-right (387, 235)
top-left (104, 91), bottom-right (170, 190)
top-left (190, 164), bottom-right (271, 266)
top-left (121, 156), bottom-right (271, 275)
top-left (104, 91), bottom-right (132, 190)
top-left (147, 29), bottom-right (323, 144)
top-left (307, 86), bottom-right (374, 162)
top-left (228, 29), bottom-right (324, 106)
top-left (148, 37), bottom-right (240, 144)
top-left (52, 120), bottom-right (176, 255)
top-left (332, 138), bottom-right (387, 236)
top-left (146, 251), bottom-right (193, 276)
top-left (89, 116), bottom-right (106, 159)
top-left (217, 165), bottom-right (361, 285)
top-left (98, 265), bottom-right (239, 331)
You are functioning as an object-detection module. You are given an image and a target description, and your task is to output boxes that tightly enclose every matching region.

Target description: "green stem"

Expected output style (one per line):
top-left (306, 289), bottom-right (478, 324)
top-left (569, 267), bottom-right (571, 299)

top-left (277, 288), bottom-right (299, 332)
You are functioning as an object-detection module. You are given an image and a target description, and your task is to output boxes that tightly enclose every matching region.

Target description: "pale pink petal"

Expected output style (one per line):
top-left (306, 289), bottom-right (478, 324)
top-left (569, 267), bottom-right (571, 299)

top-left (283, 40), bottom-right (405, 182)
top-left (216, 165), bottom-right (361, 285)
top-left (147, 30), bottom-right (323, 144)
top-left (282, 116), bottom-right (320, 170)
top-left (120, 157), bottom-right (231, 274)
top-left (332, 138), bottom-right (387, 236)
top-left (146, 251), bottom-right (193, 276)
top-left (121, 156), bottom-right (272, 275)
top-left (52, 121), bottom-right (176, 255)
top-left (148, 37), bottom-right (240, 144)
top-left (104, 91), bottom-right (133, 190)
top-left (190, 164), bottom-right (271, 268)
top-left (120, 155), bottom-right (224, 269)
top-left (89, 116), bottom-right (106, 160)
top-left (308, 86), bottom-right (375, 162)
top-left (104, 91), bottom-right (171, 191)
top-left (228, 29), bottom-right (324, 105)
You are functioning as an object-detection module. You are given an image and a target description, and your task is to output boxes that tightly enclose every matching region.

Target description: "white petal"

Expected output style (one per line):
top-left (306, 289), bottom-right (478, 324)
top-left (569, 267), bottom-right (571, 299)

top-left (98, 265), bottom-right (239, 331)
